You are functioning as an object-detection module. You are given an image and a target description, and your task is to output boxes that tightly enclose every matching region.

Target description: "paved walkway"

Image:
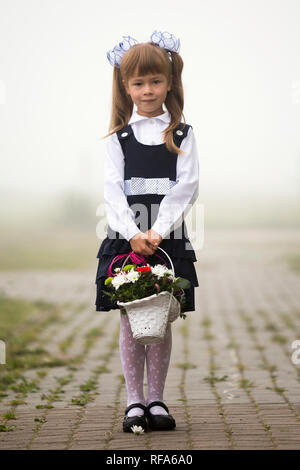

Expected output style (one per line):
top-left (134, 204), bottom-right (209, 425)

top-left (1, 229), bottom-right (300, 449)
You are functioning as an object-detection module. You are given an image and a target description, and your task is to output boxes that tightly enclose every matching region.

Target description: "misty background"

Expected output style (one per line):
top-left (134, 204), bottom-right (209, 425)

top-left (0, 0), bottom-right (300, 270)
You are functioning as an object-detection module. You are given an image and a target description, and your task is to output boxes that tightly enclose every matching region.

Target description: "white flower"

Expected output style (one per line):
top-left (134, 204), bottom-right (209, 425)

top-left (151, 264), bottom-right (167, 277)
top-left (166, 269), bottom-right (175, 279)
top-left (152, 264), bottom-right (174, 279)
top-left (126, 269), bottom-right (140, 283)
top-left (114, 268), bottom-right (121, 273)
top-left (111, 272), bottom-right (129, 290)
top-left (111, 268), bottom-right (140, 290)
top-left (131, 425), bottom-right (144, 435)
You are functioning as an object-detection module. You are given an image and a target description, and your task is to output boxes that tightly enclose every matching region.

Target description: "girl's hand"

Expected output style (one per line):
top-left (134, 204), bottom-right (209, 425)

top-left (129, 229), bottom-right (162, 256)
top-left (145, 229), bottom-right (163, 249)
top-left (129, 232), bottom-right (156, 257)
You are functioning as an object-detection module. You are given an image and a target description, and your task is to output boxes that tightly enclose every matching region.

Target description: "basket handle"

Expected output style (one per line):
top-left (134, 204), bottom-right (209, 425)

top-left (108, 252), bottom-right (146, 278)
top-left (155, 247), bottom-right (175, 277)
top-left (108, 251), bottom-right (165, 278)
top-left (121, 246), bottom-right (175, 277)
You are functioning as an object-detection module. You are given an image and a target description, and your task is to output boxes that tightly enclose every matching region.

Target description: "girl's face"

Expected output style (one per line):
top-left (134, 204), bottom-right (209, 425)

top-left (123, 72), bottom-right (172, 117)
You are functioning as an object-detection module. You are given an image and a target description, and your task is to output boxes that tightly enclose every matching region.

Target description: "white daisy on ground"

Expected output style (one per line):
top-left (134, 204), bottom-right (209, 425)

top-left (131, 425), bottom-right (144, 435)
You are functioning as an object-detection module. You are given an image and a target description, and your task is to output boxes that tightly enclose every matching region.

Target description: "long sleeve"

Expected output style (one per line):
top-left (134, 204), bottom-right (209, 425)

top-left (151, 127), bottom-right (199, 239)
top-left (103, 133), bottom-right (141, 242)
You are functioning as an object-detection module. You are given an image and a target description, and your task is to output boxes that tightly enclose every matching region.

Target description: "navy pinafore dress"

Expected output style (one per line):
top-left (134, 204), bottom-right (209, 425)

top-left (95, 122), bottom-right (199, 313)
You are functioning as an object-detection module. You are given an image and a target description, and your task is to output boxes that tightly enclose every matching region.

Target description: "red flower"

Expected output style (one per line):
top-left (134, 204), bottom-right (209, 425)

top-left (136, 266), bottom-right (152, 272)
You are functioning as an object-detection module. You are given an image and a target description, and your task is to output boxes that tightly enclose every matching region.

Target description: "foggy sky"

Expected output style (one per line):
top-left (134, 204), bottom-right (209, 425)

top-left (0, 0), bottom-right (300, 208)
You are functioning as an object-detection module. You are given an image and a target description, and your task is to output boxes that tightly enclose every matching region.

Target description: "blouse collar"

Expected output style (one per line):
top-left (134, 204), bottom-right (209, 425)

top-left (128, 109), bottom-right (171, 125)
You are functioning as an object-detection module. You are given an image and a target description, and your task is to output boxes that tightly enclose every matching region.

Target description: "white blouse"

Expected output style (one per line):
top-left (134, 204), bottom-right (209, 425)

top-left (103, 109), bottom-right (199, 242)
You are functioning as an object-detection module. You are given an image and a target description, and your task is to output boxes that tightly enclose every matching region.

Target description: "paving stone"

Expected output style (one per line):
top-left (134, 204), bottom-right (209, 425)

top-left (1, 229), bottom-right (300, 449)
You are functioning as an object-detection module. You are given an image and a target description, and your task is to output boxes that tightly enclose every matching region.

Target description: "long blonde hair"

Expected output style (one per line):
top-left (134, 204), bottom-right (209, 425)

top-left (102, 42), bottom-right (187, 155)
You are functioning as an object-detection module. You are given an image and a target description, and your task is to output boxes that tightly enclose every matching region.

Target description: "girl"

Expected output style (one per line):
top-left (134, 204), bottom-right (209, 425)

top-left (95, 31), bottom-right (199, 432)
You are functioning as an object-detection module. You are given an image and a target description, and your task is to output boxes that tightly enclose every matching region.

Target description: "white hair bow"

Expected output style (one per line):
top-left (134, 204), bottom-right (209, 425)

top-left (106, 30), bottom-right (180, 68)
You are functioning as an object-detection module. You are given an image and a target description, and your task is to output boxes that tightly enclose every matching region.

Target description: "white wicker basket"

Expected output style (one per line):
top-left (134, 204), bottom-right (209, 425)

top-left (117, 247), bottom-right (181, 344)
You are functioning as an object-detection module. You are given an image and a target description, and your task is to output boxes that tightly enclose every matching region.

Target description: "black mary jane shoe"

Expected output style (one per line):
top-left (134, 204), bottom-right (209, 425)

top-left (122, 403), bottom-right (148, 433)
top-left (146, 401), bottom-right (176, 431)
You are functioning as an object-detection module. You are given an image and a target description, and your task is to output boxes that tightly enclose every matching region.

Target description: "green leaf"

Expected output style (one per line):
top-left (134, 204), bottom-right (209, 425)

top-left (175, 277), bottom-right (191, 289)
top-left (123, 264), bottom-right (135, 272)
top-left (101, 289), bottom-right (114, 300)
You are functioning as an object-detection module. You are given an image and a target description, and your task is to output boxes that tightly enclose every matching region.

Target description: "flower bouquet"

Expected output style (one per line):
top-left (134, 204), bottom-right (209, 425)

top-left (101, 247), bottom-right (191, 344)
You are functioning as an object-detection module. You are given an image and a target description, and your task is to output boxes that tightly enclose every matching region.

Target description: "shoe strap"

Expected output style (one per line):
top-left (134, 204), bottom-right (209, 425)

top-left (125, 403), bottom-right (147, 415)
top-left (147, 401), bottom-right (169, 413)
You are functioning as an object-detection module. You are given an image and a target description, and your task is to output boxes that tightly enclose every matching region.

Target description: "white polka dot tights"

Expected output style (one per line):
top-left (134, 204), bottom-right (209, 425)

top-left (119, 311), bottom-right (172, 417)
